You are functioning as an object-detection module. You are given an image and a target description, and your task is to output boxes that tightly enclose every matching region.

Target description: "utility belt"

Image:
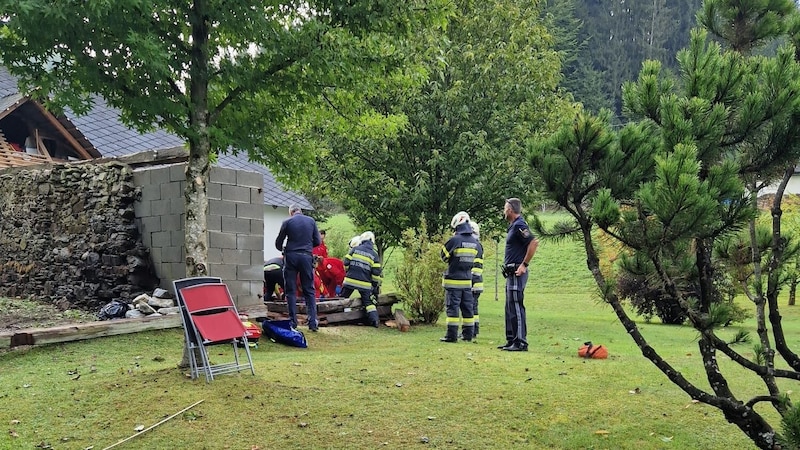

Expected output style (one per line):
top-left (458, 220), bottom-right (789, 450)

top-left (500, 263), bottom-right (520, 278)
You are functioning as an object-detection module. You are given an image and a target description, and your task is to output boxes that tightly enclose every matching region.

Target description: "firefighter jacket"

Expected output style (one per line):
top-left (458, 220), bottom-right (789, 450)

top-left (441, 223), bottom-right (483, 290)
top-left (343, 241), bottom-right (382, 290)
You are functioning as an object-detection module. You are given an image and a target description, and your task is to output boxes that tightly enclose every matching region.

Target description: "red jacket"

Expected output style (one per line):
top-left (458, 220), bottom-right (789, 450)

top-left (313, 242), bottom-right (328, 258)
top-left (296, 270), bottom-right (327, 298)
top-left (318, 257), bottom-right (345, 297)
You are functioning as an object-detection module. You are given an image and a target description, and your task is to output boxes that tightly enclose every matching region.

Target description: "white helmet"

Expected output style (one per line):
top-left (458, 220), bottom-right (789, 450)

top-left (471, 221), bottom-right (480, 238)
top-left (360, 231), bottom-right (375, 243)
top-left (349, 236), bottom-right (362, 248)
top-left (451, 211), bottom-right (470, 228)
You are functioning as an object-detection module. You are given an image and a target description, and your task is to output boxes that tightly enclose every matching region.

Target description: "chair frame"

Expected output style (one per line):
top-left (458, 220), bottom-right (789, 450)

top-left (173, 277), bottom-right (255, 382)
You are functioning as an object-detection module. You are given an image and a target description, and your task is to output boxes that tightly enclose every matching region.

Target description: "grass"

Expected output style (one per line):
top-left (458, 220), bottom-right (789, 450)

top-left (1, 213), bottom-right (791, 449)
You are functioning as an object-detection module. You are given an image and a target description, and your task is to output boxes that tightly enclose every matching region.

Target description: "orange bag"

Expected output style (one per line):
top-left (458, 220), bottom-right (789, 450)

top-left (578, 341), bottom-right (608, 359)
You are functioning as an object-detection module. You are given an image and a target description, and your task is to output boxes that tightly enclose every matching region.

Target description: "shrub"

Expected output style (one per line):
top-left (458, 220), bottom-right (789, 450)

top-left (395, 223), bottom-right (446, 324)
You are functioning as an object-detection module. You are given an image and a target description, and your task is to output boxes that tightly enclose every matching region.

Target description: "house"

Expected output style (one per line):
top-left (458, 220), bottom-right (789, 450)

top-left (0, 68), bottom-right (312, 262)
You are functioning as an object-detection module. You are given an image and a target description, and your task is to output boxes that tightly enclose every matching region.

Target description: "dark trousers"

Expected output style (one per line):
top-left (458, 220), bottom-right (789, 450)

top-left (445, 288), bottom-right (474, 340)
top-left (264, 270), bottom-right (285, 300)
top-left (504, 271), bottom-right (528, 347)
top-left (283, 252), bottom-right (317, 329)
top-left (472, 291), bottom-right (481, 335)
top-left (341, 286), bottom-right (378, 326)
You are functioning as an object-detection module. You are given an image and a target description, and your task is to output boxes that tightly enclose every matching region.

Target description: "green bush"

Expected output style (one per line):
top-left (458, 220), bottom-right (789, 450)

top-left (395, 224), bottom-right (446, 324)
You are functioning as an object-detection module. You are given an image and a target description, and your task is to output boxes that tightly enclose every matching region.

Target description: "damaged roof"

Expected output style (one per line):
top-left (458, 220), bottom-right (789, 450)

top-left (0, 68), bottom-right (311, 209)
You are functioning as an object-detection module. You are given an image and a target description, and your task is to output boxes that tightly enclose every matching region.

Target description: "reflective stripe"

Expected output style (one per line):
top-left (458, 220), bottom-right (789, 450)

top-left (442, 279), bottom-right (472, 289)
top-left (351, 253), bottom-right (374, 264)
top-left (264, 264), bottom-right (281, 271)
top-left (461, 317), bottom-right (475, 325)
top-left (441, 245), bottom-right (451, 261)
top-left (344, 277), bottom-right (372, 289)
top-left (453, 248), bottom-right (478, 257)
top-left (446, 316), bottom-right (461, 324)
top-left (366, 304), bottom-right (377, 312)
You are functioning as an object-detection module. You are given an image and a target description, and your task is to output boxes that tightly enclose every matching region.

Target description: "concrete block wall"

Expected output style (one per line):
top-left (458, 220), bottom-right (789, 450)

top-left (133, 164), bottom-right (264, 308)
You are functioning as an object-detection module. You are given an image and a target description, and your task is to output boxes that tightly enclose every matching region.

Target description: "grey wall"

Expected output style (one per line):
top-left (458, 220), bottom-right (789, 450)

top-left (133, 164), bottom-right (264, 306)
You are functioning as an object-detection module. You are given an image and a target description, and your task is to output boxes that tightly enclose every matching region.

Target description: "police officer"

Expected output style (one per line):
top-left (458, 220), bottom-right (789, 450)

top-left (275, 204), bottom-right (322, 331)
top-left (499, 198), bottom-right (539, 352)
top-left (263, 256), bottom-right (285, 301)
top-left (470, 222), bottom-right (484, 337)
top-left (341, 231), bottom-right (383, 327)
top-left (440, 211), bottom-right (483, 343)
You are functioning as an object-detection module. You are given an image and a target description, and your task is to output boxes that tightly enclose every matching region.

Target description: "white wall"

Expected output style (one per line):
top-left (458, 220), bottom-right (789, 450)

top-left (761, 174), bottom-right (800, 196)
top-left (263, 206), bottom-right (290, 261)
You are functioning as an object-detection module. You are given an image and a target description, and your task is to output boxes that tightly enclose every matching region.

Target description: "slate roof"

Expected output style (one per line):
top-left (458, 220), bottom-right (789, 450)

top-left (0, 68), bottom-right (311, 209)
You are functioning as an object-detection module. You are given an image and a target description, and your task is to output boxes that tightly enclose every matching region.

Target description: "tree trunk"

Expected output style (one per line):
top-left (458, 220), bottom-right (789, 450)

top-left (180, 0), bottom-right (212, 369)
top-left (789, 279), bottom-right (797, 306)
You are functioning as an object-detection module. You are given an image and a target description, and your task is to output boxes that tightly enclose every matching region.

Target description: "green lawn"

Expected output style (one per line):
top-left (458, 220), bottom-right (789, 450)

top-left (1, 213), bottom-right (790, 449)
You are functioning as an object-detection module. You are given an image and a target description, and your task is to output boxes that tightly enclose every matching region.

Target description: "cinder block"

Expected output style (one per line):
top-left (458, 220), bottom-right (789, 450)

top-left (151, 199), bottom-right (171, 216)
top-left (149, 167), bottom-right (172, 185)
top-left (237, 264), bottom-right (263, 281)
top-left (222, 249), bottom-right (251, 265)
top-left (221, 184), bottom-right (251, 203)
top-left (207, 214), bottom-right (222, 232)
top-left (169, 163), bottom-right (186, 182)
top-left (251, 188), bottom-right (264, 204)
top-left (169, 197), bottom-right (185, 215)
top-left (221, 216), bottom-right (251, 234)
top-left (149, 246), bottom-right (163, 264)
top-left (160, 214), bottom-right (181, 232)
top-left (133, 198), bottom-right (152, 217)
top-left (161, 246), bottom-right (183, 263)
top-left (209, 199), bottom-right (236, 217)
top-left (237, 170), bottom-right (263, 189)
top-left (139, 183), bottom-right (161, 202)
top-left (207, 263), bottom-right (236, 281)
top-left (152, 230), bottom-right (171, 247)
top-left (132, 168), bottom-right (151, 185)
top-left (237, 235), bottom-right (263, 251)
top-left (210, 167), bottom-right (237, 185)
top-left (236, 202), bottom-right (263, 220)
top-left (250, 250), bottom-right (265, 265)
top-left (209, 231), bottom-right (237, 249)
top-left (140, 216), bottom-right (162, 234)
top-left (171, 230), bottom-right (186, 247)
top-left (208, 247), bottom-right (223, 264)
top-left (207, 182), bottom-right (221, 200)
top-left (160, 181), bottom-right (181, 200)
top-left (170, 262), bottom-right (187, 280)
top-left (250, 219), bottom-right (264, 235)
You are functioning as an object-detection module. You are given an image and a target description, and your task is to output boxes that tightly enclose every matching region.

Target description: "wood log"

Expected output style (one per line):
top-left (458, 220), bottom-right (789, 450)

top-left (265, 292), bottom-right (400, 315)
top-left (319, 306), bottom-right (392, 325)
top-left (393, 309), bottom-right (411, 332)
top-left (0, 314), bottom-right (182, 349)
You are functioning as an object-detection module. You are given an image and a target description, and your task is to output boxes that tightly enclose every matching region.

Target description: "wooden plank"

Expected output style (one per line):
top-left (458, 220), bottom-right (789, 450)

top-left (393, 309), bottom-right (411, 332)
top-left (319, 306), bottom-right (392, 325)
top-left (0, 314), bottom-right (182, 349)
top-left (264, 293), bottom-right (400, 315)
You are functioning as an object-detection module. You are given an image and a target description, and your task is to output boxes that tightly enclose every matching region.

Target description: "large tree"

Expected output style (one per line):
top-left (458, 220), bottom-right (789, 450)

top-left (311, 0), bottom-right (574, 249)
top-left (0, 0), bottom-right (448, 365)
top-left (531, 1), bottom-right (800, 447)
top-left (0, 0), bottom-right (448, 273)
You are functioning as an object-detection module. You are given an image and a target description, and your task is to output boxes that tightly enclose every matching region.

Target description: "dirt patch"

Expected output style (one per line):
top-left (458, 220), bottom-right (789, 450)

top-left (0, 297), bottom-right (98, 333)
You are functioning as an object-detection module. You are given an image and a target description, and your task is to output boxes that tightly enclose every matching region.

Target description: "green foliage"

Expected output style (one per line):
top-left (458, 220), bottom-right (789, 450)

top-left (395, 223), bottom-right (446, 324)
top-left (779, 402), bottom-right (800, 449)
top-left (314, 0), bottom-right (575, 247)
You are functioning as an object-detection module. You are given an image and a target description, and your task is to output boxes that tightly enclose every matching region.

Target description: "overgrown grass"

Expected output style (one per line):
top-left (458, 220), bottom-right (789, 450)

top-left (2, 213), bottom-right (790, 449)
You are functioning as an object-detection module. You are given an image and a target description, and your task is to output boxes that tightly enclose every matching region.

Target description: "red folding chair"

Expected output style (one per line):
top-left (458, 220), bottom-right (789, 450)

top-left (175, 280), bottom-right (255, 382)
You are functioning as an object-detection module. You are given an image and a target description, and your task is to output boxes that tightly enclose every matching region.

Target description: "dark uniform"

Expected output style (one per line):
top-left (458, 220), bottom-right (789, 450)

top-left (342, 239), bottom-right (383, 327)
top-left (440, 222), bottom-right (483, 342)
top-left (275, 210), bottom-right (321, 330)
top-left (504, 215), bottom-right (534, 349)
top-left (263, 256), bottom-right (285, 300)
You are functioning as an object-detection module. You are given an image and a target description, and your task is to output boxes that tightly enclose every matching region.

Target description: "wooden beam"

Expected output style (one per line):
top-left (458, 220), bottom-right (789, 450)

top-left (30, 101), bottom-right (93, 160)
top-left (393, 309), bottom-right (411, 332)
top-left (0, 314), bottom-right (182, 349)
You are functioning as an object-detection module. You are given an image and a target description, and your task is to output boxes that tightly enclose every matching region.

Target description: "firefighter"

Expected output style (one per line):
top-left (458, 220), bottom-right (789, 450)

top-left (470, 221), bottom-right (484, 337)
top-left (318, 256), bottom-right (346, 298)
top-left (440, 211), bottom-right (483, 343)
top-left (263, 256), bottom-right (285, 301)
top-left (341, 231), bottom-right (382, 327)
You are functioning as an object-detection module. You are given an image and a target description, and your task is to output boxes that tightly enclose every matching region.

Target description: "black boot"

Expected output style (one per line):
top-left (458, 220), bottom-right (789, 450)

top-left (460, 326), bottom-right (474, 342)
top-left (440, 326), bottom-right (458, 343)
top-left (367, 310), bottom-right (380, 328)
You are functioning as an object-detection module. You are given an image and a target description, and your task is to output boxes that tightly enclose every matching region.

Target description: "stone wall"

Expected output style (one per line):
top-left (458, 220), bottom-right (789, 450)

top-left (0, 162), bottom-right (158, 310)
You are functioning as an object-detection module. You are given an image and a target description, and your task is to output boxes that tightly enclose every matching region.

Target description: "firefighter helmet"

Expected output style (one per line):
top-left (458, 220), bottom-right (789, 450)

top-left (450, 211), bottom-right (470, 228)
